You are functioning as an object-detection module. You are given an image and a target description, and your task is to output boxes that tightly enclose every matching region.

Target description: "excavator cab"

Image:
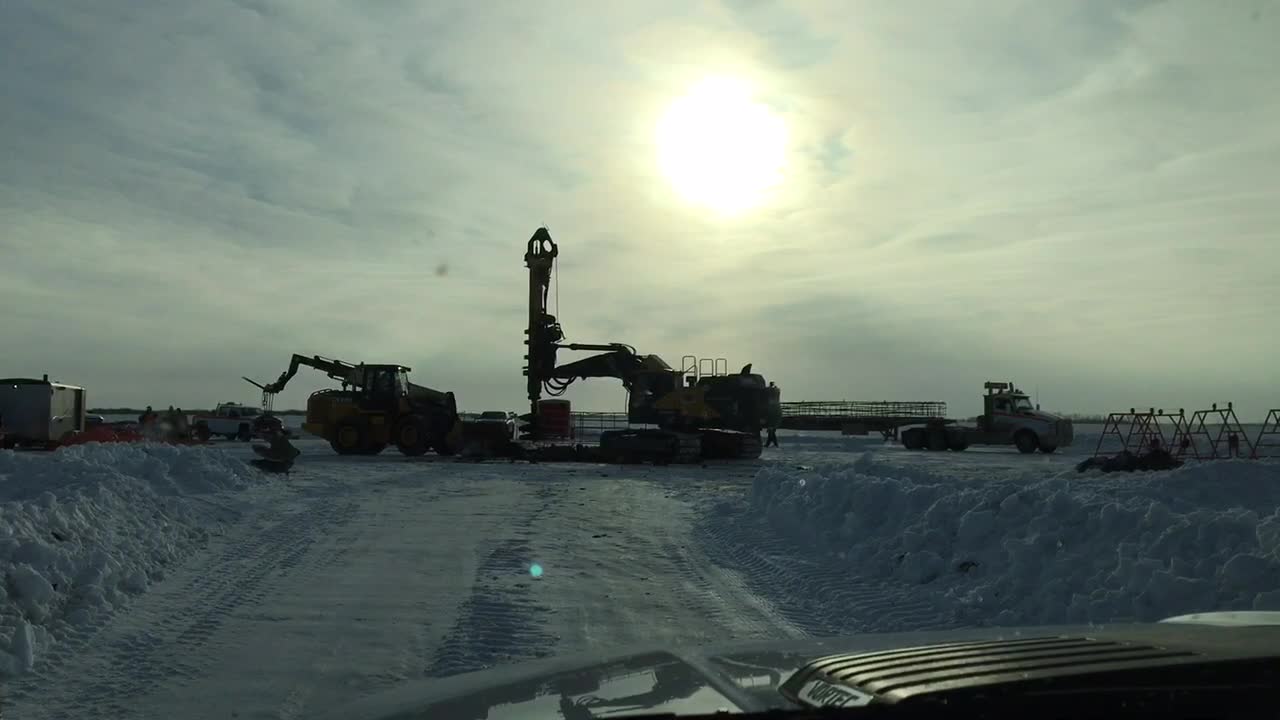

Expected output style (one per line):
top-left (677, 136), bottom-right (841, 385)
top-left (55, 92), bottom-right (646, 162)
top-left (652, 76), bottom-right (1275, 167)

top-left (626, 368), bottom-right (684, 425)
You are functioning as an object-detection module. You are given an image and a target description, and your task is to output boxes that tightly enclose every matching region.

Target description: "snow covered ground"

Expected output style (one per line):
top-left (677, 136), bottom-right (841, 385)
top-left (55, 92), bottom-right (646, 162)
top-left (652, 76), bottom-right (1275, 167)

top-left (1, 424), bottom-right (1278, 719)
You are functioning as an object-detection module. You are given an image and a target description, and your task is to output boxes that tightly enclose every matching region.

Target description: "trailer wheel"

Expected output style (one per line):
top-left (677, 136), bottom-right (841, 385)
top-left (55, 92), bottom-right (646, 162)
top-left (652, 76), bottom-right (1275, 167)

top-left (927, 427), bottom-right (949, 451)
top-left (237, 424), bottom-right (252, 442)
top-left (948, 436), bottom-right (969, 452)
top-left (901, 428), bottom-right (926, 450)
top-left (194, 423), bottom-right (212, 442)
top-left (1014, 429), bottom-right (1039, 454)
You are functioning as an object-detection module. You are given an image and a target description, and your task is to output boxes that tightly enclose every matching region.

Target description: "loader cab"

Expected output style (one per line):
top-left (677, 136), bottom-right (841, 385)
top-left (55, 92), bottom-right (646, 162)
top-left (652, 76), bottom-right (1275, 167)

top-left (353, 364), bottom-right (412, 413)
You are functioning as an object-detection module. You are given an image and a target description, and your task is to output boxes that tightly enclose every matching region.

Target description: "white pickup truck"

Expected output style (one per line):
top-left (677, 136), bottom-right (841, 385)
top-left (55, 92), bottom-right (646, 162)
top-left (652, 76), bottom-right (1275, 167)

top-left (190, 403), bottom-right (280, 441)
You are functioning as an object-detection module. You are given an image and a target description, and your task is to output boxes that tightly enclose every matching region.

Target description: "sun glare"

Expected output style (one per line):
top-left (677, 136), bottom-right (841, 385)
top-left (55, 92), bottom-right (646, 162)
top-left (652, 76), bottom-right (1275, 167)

top-left (655, 77), bottom-right (787, 217)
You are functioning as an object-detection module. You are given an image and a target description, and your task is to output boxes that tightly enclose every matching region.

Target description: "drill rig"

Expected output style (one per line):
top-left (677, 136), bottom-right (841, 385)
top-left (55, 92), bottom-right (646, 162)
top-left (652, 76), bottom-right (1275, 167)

top-left (521, 227), bottom-right (779, 463)
top-left (244, 354), bottom-right (461, 457)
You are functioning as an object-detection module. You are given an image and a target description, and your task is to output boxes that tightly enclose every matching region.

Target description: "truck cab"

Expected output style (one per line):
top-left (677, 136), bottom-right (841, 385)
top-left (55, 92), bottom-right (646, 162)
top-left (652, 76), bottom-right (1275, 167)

top-left (978, 381), bottom-right (1074, 453)
top-left (901, 380), bottom-right (1073, 454)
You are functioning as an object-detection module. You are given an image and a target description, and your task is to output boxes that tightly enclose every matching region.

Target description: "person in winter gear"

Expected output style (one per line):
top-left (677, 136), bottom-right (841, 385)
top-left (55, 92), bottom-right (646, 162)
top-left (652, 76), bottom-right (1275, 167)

top-left (764, 382), bottom-right (781, 448)
top-left (172, 408), bottom-right (190, 439)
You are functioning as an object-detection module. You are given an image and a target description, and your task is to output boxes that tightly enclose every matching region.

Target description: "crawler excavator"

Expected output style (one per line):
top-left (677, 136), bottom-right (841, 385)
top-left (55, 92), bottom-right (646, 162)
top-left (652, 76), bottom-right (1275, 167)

top-left (520, 227), bottom-right (780, 464)
top-left (244, 354), bottom-right (462, 457)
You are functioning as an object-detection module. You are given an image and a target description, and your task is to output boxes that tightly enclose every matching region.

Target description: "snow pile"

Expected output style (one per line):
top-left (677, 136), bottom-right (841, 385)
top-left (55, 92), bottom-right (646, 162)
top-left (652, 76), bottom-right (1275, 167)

top-left (751, 452), bottom-right (1280, 628)
top-left (0, 443), bottom-right (259, 676)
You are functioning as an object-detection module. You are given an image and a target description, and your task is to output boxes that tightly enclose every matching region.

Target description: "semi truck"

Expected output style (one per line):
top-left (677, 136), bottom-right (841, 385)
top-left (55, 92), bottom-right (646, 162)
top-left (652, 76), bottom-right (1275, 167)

top-left (900, 381), bottom-right (1073, 454)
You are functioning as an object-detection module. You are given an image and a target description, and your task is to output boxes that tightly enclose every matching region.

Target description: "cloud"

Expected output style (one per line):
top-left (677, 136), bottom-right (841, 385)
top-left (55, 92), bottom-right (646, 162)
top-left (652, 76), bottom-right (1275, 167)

top-left (2, 0), bottom-right (1277, 417)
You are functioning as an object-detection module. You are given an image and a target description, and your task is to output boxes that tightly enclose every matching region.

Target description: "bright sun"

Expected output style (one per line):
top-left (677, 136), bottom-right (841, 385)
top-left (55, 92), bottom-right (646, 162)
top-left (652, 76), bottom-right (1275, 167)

top-left (655, 77), bottom-right (787, 217)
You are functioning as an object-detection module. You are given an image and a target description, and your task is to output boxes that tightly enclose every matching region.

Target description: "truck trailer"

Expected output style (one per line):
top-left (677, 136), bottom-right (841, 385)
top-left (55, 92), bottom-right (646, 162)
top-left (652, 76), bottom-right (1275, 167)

top-left (900, 381), bottom-right (1073, 454)
top-left (0, 375), bottom-right (87, 449)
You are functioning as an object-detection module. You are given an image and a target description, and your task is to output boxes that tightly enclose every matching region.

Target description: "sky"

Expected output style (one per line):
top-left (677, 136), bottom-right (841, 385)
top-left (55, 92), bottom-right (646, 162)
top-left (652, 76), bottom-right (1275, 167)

top-left (2, 0), bottom-right (1278, 419)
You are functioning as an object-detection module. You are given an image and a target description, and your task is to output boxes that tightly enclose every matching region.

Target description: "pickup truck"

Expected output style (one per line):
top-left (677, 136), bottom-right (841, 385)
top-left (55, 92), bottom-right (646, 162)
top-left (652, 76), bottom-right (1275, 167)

top-left (190, 403), bottom-right (282, 441)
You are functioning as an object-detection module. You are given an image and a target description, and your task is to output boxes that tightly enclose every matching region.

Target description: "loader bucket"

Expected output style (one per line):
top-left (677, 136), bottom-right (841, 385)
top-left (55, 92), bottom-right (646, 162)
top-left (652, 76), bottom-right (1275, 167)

top-left (439, 416), bottom-right (465, 455)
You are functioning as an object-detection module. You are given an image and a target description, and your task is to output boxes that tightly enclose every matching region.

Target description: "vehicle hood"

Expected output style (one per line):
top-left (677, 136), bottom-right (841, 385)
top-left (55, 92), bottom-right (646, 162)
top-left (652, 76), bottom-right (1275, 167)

top-left (1021, 409), bottom-right (1065, 423)
top-left (314, 613), bottom-right (1280, 720)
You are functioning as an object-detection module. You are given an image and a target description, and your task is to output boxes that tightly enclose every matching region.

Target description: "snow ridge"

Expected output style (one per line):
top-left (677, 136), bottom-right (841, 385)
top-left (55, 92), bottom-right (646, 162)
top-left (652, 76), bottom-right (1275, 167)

top-left (0, 443), bottom-right (262, 677)
top-left (750, 452), bottom-right (1280, 628)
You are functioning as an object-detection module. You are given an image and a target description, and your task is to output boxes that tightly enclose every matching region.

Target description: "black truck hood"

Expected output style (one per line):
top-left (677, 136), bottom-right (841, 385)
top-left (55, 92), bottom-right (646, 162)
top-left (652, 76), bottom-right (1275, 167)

top-left (315, 612), bottom-right (1280, 720)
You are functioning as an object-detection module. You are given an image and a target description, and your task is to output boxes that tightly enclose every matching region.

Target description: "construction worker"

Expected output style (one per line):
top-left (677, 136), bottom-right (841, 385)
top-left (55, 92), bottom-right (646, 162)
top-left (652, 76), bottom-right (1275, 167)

top-left (765, 382), bottom-right (781, 448)
top-left (173, 408), bottom-right (189, 439)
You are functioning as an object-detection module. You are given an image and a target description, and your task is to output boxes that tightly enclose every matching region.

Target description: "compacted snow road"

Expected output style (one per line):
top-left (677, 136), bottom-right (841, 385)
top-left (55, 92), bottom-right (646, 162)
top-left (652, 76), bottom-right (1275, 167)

top-left (8, 426), bottom-right (1276, 719)
top-left (6, 442), bottom-right (937, 720)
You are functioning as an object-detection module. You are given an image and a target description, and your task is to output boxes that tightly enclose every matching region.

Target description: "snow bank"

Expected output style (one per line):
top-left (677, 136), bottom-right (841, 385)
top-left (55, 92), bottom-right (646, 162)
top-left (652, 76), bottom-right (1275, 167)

top-left (751, 452), bottom-right (1280, 628)
top-left (0, 443), bottom-right (260, 676)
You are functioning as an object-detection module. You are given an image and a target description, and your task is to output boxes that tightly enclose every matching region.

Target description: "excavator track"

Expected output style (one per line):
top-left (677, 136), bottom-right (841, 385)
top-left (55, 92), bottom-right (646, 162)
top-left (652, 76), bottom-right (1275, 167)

top-left (699, 428), bottom-right (763, 460)
top-left (599, 429), bottom-right (703, 465)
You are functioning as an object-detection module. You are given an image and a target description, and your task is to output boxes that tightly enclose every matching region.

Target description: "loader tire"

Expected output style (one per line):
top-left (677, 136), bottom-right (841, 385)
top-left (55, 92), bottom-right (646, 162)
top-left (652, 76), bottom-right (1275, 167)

top-left (331, 418), bottom-right (367, 455)
top-left (395, 415), bottom-right (431, 457)
top-left (432, 433), bottom-right (457, 456)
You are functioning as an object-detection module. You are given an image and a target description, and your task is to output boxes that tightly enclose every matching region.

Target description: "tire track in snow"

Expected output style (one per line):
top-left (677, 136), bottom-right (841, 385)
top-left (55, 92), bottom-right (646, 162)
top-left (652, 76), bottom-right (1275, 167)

top-left (6, 488), bottom-right (360, 720)
top-left (531, 474), bottom-right (802, 650)
top-left (423, 481), bottom-right (561, 678)
top-left (693, 500), bottom-right (957, 636)
top-left (656, 536), bottom-right (803, 640)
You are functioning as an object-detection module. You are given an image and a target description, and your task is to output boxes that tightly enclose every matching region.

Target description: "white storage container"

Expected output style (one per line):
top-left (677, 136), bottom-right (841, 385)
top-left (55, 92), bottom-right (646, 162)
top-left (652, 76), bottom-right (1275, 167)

top-left (0, 375), bottom-right (86, 447)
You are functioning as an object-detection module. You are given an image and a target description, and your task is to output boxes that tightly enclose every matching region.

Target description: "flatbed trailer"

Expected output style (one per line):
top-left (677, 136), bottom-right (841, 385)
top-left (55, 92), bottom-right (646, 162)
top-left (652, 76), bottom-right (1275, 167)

top-left (779, 400), bottom-right (948, 439)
